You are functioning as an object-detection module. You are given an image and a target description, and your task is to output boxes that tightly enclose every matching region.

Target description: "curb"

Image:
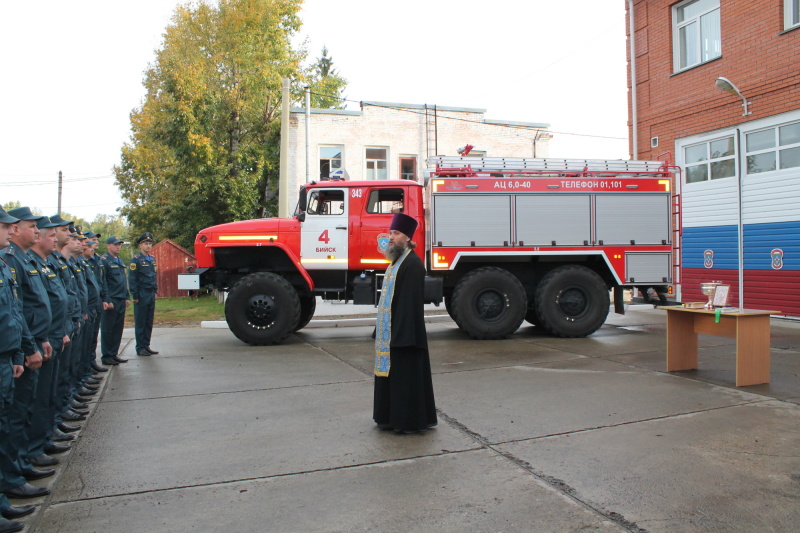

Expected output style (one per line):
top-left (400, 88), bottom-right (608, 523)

top-left (200, 306), bottom-right (660, 331)
top-left (201, 313), bottom-right (453, 330)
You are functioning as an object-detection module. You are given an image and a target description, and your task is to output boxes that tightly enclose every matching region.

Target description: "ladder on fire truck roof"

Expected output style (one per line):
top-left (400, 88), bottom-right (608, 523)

top-left (428, 156), bottom-right (671, 177)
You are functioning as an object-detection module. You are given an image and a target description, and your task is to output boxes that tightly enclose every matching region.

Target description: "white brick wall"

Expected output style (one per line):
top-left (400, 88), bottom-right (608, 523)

top-left (285, 102), bottom-right (551, 209)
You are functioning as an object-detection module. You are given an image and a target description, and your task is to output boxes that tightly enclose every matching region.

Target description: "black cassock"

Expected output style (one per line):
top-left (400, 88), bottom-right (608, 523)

top-left (373, 251), bottom-right (437, 431)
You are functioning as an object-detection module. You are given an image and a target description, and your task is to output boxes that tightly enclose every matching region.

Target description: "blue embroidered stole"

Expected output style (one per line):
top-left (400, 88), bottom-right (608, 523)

top-left (374, 248), bottom-right (412, 377)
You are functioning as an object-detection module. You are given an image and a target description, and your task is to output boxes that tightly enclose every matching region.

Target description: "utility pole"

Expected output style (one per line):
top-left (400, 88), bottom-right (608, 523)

top-left (57, 170), bottom-right (63, 214)
top-left (279, 78), bottom-right (290, 218)
top-left (305, 85), bottom-right (311, 184)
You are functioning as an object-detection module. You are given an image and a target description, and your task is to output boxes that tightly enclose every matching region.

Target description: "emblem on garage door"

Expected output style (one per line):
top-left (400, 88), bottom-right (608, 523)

top-left (703, 249), bottom-right (714, 269)
top-left (771, 248), bottom-right (784, 270)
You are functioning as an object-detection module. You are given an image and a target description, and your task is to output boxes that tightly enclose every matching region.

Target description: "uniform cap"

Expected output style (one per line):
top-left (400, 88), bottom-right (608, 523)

top-left (36, 216), bottom-right (59, 229)
top-left (389, 213), bottom-right (418, 240)
top-left (106, 236), bottom-right (125, 245)
top-left (136, 232), bottom-right (154, 245)
top-left (49, 214), bottom-right (73, 226)
top-left (7, 206), bottom-right (46, 222)
top-left (68, 224), bottom-right (87, 239)
top-left (0, 206), bottom-right (20, 224)
top-left (84, 230), bottom-right (99, 238)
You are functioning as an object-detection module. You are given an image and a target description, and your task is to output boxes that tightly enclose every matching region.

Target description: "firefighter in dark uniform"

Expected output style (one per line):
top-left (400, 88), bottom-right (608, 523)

top-left (48, 217), bottom-right (88, 431)
top-left (65, 227), bottom-right (90, 403)
top-left (77, 232), bottom-right (103, 383)
top-left (83, 232), bottom-right (107, 373)
top-left (42, 217), bottom-right (88, 457)
top-left (24, 216), bottom-right (74, 479)
top-left (129, 232), bottom-right (159, 356)
top-left (100, 236), bottom-right (129, 365)
top-left (0, 207), bottom-right (52, 502)
top-left (0, 207), bottom-right (36, 532)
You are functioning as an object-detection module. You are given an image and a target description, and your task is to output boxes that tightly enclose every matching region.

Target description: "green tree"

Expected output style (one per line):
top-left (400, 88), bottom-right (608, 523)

top-left (86, 214), bottom-right (130, 255)
top-left (58, 212), bottom-right (90, 231)
top-left (115, 0), bottom-right (346, 250)
top-left (1, 203), bottom-right (90, 229)
top-left (2, 201), bottom-right (23, 212)
top-left (307, 46), bottom-right (347, 109)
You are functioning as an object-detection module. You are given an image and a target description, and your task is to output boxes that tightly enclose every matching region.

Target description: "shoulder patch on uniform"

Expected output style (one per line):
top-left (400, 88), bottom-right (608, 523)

top-left (129, 263), bottom-right (136, 270)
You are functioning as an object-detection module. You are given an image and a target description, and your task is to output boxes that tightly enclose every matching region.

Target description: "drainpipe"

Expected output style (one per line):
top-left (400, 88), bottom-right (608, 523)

top-left (627, 0), bottom-right (638, 159)
top-left (736, 128), bottom-right (744, 307)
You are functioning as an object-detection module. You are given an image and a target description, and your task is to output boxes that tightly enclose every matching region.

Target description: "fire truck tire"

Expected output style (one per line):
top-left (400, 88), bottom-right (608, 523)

top-left (451, 267), bottom-right (526, 339)
top-left (534, 265), bottom-right (609, 338)
top-left (294, 291), bottom-right (317, 332)
top-left (444, 295), bottom-right (459, 323)
top-left (225, 272), bottom-right (301, 345)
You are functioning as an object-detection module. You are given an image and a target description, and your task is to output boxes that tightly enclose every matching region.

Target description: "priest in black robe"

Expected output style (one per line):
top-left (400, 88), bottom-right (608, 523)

top-left (373, 213), bottom-right (437, 433)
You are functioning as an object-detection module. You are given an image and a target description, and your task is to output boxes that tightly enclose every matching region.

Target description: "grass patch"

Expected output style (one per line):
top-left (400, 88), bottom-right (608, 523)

top-left (124, 292), bottom-right (225, 327)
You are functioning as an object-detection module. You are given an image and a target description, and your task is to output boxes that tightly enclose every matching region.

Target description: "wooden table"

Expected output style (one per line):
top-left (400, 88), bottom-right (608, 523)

top-left (662, 307), bottom-right (780, 386)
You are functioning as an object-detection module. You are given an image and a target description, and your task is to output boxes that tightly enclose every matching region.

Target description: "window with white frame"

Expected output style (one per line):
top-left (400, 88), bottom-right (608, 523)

top-left (365, 147), bottom-right (388, 180)
top-left (745, 121), bottom-right (800, 174)
top-left (673, 0), bottom-right (721, 72)
top-left (787, 0), bottom-right (800, 30)
top-left (319, 145), bottom-right (343, 180)
top-left (684, 136), bottom-right (736, 183)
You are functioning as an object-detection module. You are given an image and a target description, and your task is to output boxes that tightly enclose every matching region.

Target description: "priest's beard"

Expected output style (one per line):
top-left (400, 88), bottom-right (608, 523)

top-left (384, 241), bottom-right (407, 263)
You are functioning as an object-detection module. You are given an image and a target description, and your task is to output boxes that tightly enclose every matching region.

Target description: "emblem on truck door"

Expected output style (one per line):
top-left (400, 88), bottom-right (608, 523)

top-left (377, 233), bottom-right (390, 253)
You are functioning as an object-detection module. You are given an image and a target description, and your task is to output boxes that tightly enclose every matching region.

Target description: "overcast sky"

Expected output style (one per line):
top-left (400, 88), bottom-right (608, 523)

top-left (0, 0), bottom-right (629, 221)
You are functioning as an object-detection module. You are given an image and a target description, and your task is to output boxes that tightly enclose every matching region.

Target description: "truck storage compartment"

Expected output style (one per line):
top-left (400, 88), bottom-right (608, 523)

top-left (433, 194), bottom-right (511, 246)
top-left (626, 252), bottom-right (672, 283)
top-left (515, 194), bottom-right (591, 245)
top-left (596, 194), bottom-right (670, 245)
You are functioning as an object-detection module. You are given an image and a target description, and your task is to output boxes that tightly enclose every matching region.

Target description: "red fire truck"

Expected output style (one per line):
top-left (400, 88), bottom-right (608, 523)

top-left (185, 156), bottom-right (677, 345)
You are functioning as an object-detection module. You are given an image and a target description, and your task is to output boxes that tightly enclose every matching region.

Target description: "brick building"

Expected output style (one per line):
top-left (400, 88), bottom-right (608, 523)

top-left (627, 0), bottom-right (800, 313)
top-left (285, 102), bottom-right (551, 210)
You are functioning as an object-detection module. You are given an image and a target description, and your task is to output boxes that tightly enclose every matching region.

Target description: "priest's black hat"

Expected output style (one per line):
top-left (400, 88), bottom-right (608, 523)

top-left (389, 213), bottom-right (418, 239)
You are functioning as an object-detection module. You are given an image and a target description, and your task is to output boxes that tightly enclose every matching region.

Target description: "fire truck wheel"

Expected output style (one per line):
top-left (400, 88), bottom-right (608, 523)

top-left (294, 291), bottom-right (317, 332)
top-left (534, 265), bottom-right (609, 338)
top-left (451, 267), bottom-right (526, 339)
top-left (225, 272), bottom-right (301, 345)
top-left (444, 295), bottom-right (459, 323)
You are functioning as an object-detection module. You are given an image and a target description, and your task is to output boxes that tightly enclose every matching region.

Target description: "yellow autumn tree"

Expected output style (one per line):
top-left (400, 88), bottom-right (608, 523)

top-left (115, 0), bottom-right (346, 249)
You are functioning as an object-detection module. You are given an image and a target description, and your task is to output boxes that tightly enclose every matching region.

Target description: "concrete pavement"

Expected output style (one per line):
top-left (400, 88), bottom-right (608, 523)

top-left (14, 307), bottom-right (800, 532)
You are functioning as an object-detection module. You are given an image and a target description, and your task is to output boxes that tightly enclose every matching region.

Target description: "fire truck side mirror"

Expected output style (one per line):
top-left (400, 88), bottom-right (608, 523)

top-left (298, 186), bottom-right (308, 212)
top-left (296, 211), bottom-right (306, 222)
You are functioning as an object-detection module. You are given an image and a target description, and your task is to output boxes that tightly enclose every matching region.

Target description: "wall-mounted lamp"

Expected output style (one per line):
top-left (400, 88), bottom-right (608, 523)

top-left (715, 77), bottom-right (751, 116)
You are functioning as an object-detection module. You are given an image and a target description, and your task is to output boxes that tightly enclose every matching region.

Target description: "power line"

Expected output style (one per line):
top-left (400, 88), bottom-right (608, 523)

top-left (1, 174), bottom-right (116, 186)
top-left (305, 90), bottom-right (626, 141)
top-left (2, 162), bottom-right (178, 186)
top-left (365, 101), bottom-right (627, 140)
top-left (29, 202), bottom-right (125, 210)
